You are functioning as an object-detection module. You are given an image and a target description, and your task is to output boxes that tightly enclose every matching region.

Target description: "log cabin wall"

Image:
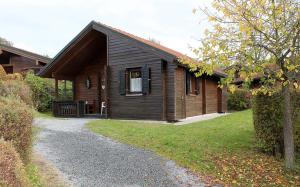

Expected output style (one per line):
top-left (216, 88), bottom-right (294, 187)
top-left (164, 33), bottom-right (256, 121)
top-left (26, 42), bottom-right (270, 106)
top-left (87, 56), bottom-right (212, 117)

top-left (185, 88), bottom-right (203, 117)
top-left (10, 56), bottom-right (37, 73)
top-left (108, 34), bottom-right (176, 120)
top-left (175, 67), bottom-right (226, 120)
top-left (221, 87), bottom-right (228, 112)
top-left (0, 55), bottom-right (45, 74)
top-left (0, 55), bottom-right (9, 65)
top-left (175, 67), bottom-right (186, 120)
top-left (205, 77), bottom-right (219, 113)
top-left (74, 54), bottom-right (106, 113)
top-left (175, 67), bottom-right (203, 119)
top-left (166, 63), bottom-right (176, 121)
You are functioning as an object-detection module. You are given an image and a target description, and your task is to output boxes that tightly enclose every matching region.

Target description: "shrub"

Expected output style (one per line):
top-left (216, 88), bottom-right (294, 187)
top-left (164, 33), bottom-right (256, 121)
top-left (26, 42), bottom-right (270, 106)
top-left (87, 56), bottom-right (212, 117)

top-left (25, 72), bottom-right (55, 112)
top-left (252, 90), bottom-right (300, 156)
top-left (0, 79), bottom-right (33, 107)
top-left (227, 89), bottom-right (251, 111)
top-left (0, 96), bottom-right (33, 163)
top-left (6, 72), bottom-right (23, 81)
top-left (0, 65), bottom-right (7, 80)
top-left (0, 139), bottom-right (29, 187)
top-left (25, 72), bottom-right (73, 112)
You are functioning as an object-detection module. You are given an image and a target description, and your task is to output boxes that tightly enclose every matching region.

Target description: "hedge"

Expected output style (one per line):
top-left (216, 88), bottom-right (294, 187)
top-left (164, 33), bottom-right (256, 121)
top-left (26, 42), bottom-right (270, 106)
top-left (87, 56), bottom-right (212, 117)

top-left (0, 65), bottom-right (7, 80)
top-left (25, 72), bottom-right (73, 112)
top-left (0, 96), bottom-right (33, 163)
top-left (0, 79), bottom-right (33, 107)
top-left (25, 72), bottom-right (55, 112)
top-left (227, 89), bottom-right (251, 111)
top-left (252, 90), bottom-right (300, 156)
top-left (0, 139), bottom-right (29, 187)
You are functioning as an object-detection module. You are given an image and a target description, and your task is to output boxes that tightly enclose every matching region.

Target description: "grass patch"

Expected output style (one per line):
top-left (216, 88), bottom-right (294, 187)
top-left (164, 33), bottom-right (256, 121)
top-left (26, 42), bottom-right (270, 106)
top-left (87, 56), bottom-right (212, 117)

top-left (25, 163), bottom-right (43, 187)
top-left (86, 110), bottom-right (299, 186)
top-left (34, 111), bottom-right (54, 119)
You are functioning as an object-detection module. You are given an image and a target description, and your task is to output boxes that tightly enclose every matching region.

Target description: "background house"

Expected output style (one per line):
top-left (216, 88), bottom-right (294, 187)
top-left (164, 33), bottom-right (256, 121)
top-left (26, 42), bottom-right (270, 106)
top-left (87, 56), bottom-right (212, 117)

top-left (0, 44), bottom-right (50, 74)
top-left (39, 21), bottom-right (227, 121)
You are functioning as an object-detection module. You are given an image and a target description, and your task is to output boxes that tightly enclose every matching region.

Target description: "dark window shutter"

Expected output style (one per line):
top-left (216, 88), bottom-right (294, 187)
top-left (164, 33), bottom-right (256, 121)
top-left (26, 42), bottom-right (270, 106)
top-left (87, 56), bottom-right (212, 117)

top-left (186, 70), bottom-right (191, 95)
top-left (142, 65), bottom-right (150, 95)
top-left (196, 78), bottom-right (200, 95)
top-left (119, 69), bottom-right (126, 95)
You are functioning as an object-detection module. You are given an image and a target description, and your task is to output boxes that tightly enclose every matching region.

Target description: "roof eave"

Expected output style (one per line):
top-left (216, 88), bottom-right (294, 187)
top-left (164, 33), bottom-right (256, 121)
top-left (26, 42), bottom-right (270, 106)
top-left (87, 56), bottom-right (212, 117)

top-left (38, 21), bottom-right (95, 77)
top-left (0, 44), bottom-right (51, 63)
top-left (92, 22), bottom-right (176, 62)
top-left (176, 61), bottom-right (227, 78)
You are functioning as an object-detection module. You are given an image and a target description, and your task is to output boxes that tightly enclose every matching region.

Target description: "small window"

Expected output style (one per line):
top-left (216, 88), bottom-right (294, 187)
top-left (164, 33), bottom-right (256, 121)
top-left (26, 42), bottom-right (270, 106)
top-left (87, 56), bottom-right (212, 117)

top-left (186, 71), bottom-right (200, 95)
top-left (190, 76), bottom-right (196, 94)
top-left (128, 68), bottom-right (142, 93)
top-left (119, 67), bottom-right (151, 96)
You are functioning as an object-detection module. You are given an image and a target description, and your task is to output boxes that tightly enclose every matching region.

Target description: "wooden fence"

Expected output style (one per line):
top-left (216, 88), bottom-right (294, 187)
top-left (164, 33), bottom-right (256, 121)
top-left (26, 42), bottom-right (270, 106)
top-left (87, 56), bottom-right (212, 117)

top-left (52, 101), bottom-right (85, 117)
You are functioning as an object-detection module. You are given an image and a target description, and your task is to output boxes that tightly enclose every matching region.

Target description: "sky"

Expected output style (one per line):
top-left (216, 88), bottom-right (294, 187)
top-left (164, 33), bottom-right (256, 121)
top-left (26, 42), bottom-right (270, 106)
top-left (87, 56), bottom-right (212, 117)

top-left (0, 0), bottom-right (212, 58)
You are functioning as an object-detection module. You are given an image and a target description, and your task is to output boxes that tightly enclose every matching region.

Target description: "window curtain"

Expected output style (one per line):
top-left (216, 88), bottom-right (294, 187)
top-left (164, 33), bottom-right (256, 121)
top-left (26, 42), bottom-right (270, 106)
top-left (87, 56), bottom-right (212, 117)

top-left (130, 78), bottom-right (142, 92)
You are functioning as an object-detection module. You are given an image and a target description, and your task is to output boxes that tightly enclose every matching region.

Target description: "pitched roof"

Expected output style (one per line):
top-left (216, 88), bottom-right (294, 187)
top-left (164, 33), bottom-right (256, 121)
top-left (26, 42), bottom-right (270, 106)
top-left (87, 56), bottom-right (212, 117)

top-left (39, 21), bottom-right (226, 77)
top-left (101, 22), bottom-right (226, 77)
top-left (0, 44), bottom-right (51, 64)
top-left (109, 27), bottom-right (186, 58)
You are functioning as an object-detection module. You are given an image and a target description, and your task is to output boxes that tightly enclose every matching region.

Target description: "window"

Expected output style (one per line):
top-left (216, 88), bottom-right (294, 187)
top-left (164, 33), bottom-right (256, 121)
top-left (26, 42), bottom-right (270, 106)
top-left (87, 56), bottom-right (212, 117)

top-left (190, 76), bottom-right (196, 93)
top-left (186, 71), bottom-right (200, 95)
top-left (119, 66), bottom-right (151, 96)
top-left (128, 68), bottom-right (142, 93)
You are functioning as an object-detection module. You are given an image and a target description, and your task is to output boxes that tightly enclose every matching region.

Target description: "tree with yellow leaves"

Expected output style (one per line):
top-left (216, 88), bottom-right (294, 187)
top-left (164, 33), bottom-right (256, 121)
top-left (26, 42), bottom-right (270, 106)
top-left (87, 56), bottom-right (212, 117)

top-left (184, 0), bottom-right (300, 169)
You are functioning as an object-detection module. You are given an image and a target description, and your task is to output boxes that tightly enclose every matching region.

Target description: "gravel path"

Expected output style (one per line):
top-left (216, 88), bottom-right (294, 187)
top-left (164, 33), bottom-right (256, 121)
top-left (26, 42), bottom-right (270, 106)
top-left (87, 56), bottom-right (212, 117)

top-left (34, 118), bottom-right (205, 187)
top-left (174, 113), bottom-right (230, 126)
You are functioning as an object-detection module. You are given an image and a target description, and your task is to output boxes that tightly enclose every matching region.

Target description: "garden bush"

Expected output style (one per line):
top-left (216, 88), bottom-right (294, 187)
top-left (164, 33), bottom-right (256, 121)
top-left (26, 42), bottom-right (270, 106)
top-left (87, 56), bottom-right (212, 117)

top-left (0, 79), bottom-right (33, 107)
top-left (0, 139), bottom-right (29, 187)
top-left (0, 65), bottom-right (7, 80)
top-left (252, 90), bottom-right (300, 156)
top-left (25, 72), bottom-right (55, 112)
top-left (227, 89), bottom-right (251, 111)
top-left (0, 96), bottom-right (33, 163)
top-left (25, 72), bottom-right (73, 111)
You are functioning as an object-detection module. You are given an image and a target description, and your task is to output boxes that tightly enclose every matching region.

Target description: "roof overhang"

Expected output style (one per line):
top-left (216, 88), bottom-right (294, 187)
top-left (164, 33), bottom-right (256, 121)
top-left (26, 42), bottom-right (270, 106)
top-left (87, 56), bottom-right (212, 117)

top-left (39, 21), bottom-right (178, 78)
top-left (0, 44), bottom-right (50, 64)
top-left (39, 20), bottom-right (227, 78)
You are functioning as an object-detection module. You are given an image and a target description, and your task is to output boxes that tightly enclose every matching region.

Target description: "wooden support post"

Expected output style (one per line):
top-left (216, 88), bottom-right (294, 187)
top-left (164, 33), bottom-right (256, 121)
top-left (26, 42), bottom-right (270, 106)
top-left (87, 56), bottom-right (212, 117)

top-left (202, 77), bottom-right (206, 114)
top-left (55, 78), bottom-right (58, 100)
top-left (101, 66), bottom-right (108, 118)
top-left (64, 80), bottom-right (67, 99)
top-left (76, 101), bottom-right (79, 117)
top-left (72, 80), bottom-right (76, 101)
top-left (217, 87), bottom-right (222, 113)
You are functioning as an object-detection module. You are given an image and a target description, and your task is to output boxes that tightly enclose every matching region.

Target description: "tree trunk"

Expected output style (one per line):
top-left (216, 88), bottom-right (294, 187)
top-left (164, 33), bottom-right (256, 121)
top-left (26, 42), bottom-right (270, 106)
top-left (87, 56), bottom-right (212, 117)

top-left (282, 84), bottom-right (295, 170)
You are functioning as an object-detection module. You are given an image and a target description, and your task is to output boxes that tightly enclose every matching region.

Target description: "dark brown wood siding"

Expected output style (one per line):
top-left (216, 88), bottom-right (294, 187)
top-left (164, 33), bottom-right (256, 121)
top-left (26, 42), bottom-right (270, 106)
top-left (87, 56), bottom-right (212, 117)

top-left (185, 91), bottom-right (203, 117)
top-left (166, 63), bottom-right (176, 121)
top-left (175, 67), bottom-right (203, 119)
top-left (205, 77), bottom-right (219, 113)
top-left (175, 67), bottom-right (186, 120)
top-left (175, 67), bottom-right (226, 119)
top-left (10, 56), bottom-right (43, 73)
top-left (108, 35), bottom-right (175, 120)
top-left (221, 87), bottom-right (228, 113)
top-left (74, 54), bottom-right (106, 113)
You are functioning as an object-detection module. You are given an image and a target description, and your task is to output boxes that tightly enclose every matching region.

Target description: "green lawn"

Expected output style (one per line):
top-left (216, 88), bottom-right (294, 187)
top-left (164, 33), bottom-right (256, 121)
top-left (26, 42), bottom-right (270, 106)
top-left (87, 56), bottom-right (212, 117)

top-left (87, 110), bottom-right (299, 186)
top-left (26, 163), bottom-right (43, 187)
top-left (33, 110), bottom-right (54, 119)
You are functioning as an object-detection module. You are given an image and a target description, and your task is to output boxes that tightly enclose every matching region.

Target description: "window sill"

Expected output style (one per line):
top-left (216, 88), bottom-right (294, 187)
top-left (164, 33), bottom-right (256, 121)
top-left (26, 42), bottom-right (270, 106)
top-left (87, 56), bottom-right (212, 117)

top-left (187, 94), bottom-right (199, 97)
top-left (126, 93), bottom-right (143, 97)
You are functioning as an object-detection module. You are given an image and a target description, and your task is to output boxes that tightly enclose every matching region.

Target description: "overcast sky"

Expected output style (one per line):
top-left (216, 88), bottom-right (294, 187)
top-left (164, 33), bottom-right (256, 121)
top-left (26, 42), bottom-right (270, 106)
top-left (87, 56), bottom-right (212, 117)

top-left (0, 0), bottom-right (211, 57)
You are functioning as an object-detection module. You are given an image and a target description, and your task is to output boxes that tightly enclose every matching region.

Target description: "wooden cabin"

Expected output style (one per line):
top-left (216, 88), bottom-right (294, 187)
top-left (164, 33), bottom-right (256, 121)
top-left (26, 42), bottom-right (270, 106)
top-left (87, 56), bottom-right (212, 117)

top-left (0, 44), bottom-right (50, 74)
top-left (39, 21), bottom-right (227, 121)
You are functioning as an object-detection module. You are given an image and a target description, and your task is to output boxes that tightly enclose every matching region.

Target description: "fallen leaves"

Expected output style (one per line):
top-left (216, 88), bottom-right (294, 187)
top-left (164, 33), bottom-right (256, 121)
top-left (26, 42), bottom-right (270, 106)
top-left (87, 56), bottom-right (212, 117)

top-left (208, 151), bottom-right (300, 186)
